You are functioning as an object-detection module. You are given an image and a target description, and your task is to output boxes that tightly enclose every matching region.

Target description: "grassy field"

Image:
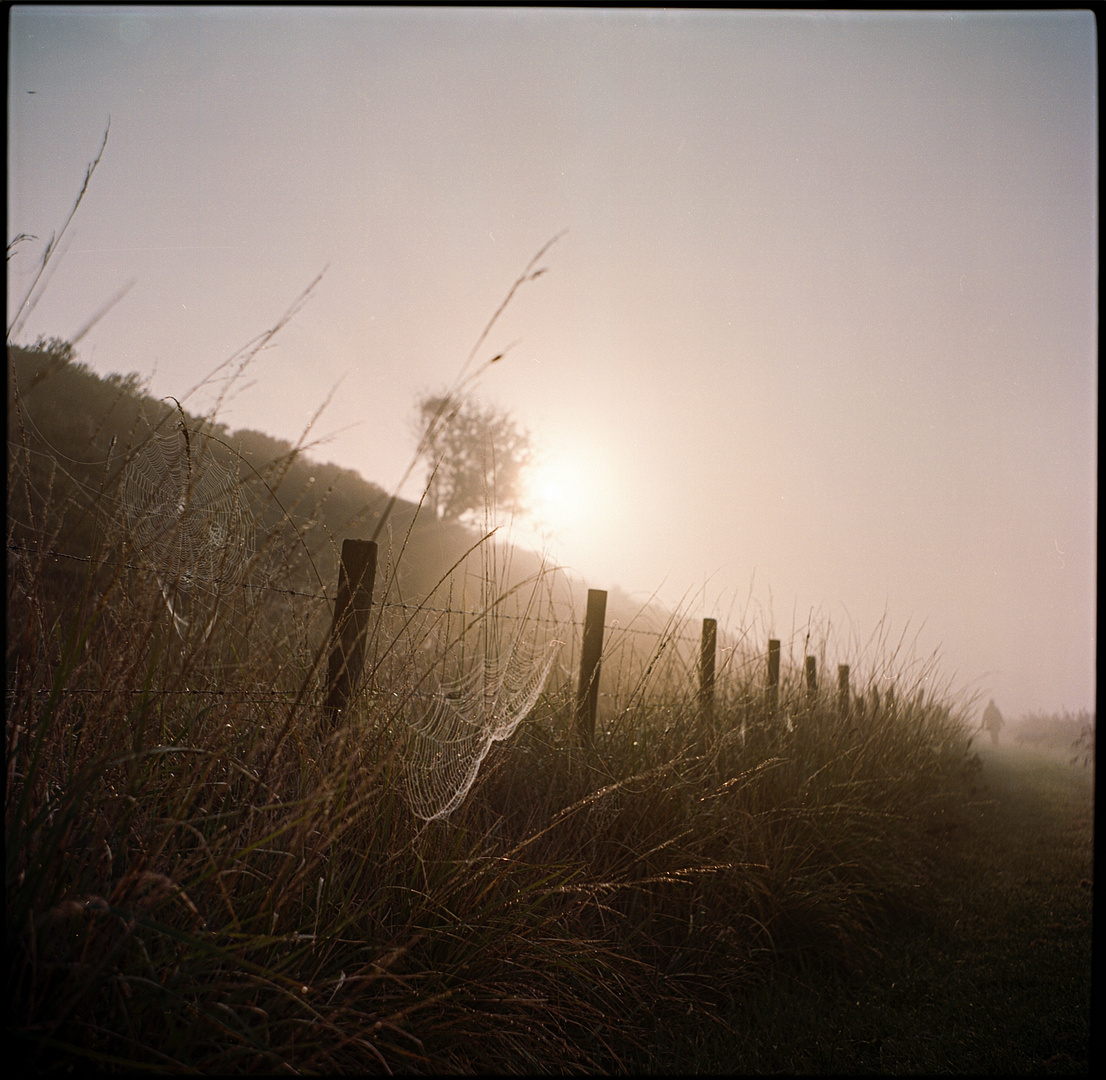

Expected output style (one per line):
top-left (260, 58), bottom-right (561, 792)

top-left (2, 483), bottom-right (980, 1073)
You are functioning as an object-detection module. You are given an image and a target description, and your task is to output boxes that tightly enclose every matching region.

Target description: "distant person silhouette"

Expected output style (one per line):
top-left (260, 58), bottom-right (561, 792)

top-left (980, 699), bottom-right (1004, 746)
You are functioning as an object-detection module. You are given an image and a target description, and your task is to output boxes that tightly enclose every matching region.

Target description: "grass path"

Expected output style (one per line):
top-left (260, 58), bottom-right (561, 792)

top-left (671, 743), bottom-right (1094, 1074)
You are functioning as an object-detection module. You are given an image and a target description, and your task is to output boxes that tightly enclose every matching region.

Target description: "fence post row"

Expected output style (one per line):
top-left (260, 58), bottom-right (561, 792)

top-left (699, 618), bottom-right (717, 720)
top-left (320, 546), bottom-right (888, 738)
top-left (575, 588), bottom-right (607, 747)
top-left (324, 538), bottom-right (378, 728)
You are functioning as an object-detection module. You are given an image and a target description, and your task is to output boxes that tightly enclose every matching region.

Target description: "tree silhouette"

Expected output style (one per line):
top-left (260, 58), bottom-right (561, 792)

top-left (414, 393), bottom-right (533, 523)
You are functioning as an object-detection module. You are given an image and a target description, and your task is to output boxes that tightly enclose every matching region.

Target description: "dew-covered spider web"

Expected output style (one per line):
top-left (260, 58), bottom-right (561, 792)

top-left (400, 626), bottom-right (561, 822)
top-left (121, 424), bottom-right (253, 638)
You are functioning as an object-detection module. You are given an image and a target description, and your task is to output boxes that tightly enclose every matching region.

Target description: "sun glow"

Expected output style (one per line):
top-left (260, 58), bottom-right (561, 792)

top-left (523, 452), bottom-right (587, 541)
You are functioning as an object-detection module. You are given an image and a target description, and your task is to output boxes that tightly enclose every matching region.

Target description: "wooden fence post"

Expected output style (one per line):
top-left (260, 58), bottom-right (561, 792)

top-left (766, 638), bottom-right (780, 714)
top-left (699, 618), bottom-right (717, 720)
top-left (575, 589), bottom-right (607, 747)
top-left (837, 664), bottom-right (850, 718)
top-left (324, 539), bottom-right (377, 727)
top-left (805, 655), bottom-right (817, 696)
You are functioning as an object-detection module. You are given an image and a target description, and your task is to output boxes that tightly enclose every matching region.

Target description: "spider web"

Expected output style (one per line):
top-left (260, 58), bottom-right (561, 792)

top-left (121, 426), bottom-right (253, 635)
top-left (401, 630), bottom-right (561, 822)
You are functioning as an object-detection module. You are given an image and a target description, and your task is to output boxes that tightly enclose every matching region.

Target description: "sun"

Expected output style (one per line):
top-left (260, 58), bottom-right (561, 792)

top-left (524, 453), bottom-right (585, 537)
top-left (536, 471), bottom-right (566, 511)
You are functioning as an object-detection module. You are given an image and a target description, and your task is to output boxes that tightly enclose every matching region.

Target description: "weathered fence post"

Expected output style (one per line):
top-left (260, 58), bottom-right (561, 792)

top-left (837, 664), bottom-right (850, 718)
top-left (805, 655), bottom-right (817, 696)
top-left (324, 538), bottom-right (377, 728)
top-left (766, 638), bottom-right (780, 714)
top-left (699, 618), bottom-right (717, 721)
top-left (575, 588), bottom-right (607, 747)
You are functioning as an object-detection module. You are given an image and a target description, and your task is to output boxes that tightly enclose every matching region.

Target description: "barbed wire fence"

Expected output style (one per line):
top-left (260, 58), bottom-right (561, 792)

top-left (6, 530), bottom-right (880, 726)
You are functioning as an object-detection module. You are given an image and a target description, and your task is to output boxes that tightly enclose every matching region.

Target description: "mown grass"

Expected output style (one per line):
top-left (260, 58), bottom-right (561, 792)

top-left (660, 741), bottom-right (1093, 1075)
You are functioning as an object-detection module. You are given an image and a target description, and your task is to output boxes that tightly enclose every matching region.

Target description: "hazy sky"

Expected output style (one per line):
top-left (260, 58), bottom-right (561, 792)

top-left (7, 7), bottom-right (1097, 719)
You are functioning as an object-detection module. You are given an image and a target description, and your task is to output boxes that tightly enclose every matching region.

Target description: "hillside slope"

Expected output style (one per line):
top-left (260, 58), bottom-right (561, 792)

top-left (8, 341), bottom-right (671, 666)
